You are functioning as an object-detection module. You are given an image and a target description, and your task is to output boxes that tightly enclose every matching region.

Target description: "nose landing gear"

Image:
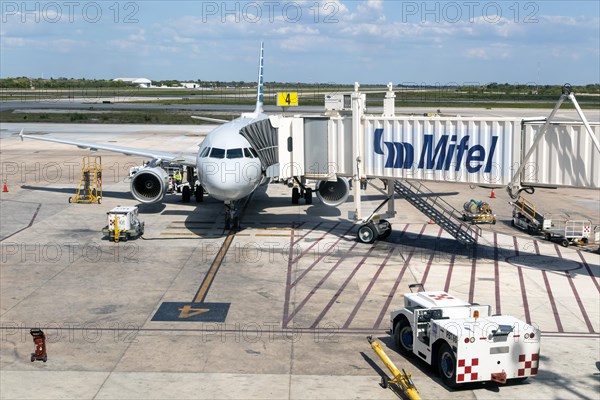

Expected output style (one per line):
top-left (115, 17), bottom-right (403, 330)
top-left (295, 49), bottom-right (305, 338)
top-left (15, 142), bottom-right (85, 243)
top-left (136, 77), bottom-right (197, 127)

top-left (224, 203), bottom-right (241, 230)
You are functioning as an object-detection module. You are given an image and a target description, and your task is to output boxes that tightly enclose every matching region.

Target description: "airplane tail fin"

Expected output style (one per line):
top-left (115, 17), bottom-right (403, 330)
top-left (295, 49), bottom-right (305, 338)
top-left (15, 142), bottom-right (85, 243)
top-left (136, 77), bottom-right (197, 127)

top-left (254, 42), bottom-right (264, 115)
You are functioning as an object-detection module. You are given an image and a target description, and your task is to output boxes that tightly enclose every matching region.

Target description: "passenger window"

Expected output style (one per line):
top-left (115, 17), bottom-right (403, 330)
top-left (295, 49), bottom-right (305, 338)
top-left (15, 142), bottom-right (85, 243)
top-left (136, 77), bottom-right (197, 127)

top-left (210, 148), bottom-right (225, 159)
top-left (243, 148), bottom-right (252, 158)
top-left (226, 148), bottom-right (243, 159)
top-left (249, 148), bottom-right (259, 158)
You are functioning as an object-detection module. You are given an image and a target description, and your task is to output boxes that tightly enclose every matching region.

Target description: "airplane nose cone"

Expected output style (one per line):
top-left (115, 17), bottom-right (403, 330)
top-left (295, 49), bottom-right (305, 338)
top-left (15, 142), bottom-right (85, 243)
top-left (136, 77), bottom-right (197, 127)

top-left (201, 160), bottom-right (261, 201)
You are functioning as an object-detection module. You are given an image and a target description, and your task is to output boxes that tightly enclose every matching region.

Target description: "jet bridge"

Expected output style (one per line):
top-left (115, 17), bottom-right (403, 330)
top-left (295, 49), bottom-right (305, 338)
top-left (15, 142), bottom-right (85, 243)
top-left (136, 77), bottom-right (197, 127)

top-left (240, 83), bottom-right (599, 244)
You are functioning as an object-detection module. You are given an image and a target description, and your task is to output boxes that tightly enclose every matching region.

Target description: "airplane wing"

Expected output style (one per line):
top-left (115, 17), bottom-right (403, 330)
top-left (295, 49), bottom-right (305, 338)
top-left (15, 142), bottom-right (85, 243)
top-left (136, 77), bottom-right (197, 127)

top-left (19, 130), bottom-right (197, 166)
top-left (191, 116), bottom-right (229, 124)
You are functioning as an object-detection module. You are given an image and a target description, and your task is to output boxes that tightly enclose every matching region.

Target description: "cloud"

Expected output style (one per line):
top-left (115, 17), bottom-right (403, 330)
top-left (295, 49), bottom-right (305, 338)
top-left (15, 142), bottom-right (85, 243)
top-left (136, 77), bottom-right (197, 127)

top-left (274, 25), bottom-right (319, 35)
top-left (128, 29), bottom-right (146, 42)
top-left (2, 36), bottom-right (27, 46)
top-left (173, 35), bottom-right (196, 44)
top-left (465, 45), bottom-right (512, 60)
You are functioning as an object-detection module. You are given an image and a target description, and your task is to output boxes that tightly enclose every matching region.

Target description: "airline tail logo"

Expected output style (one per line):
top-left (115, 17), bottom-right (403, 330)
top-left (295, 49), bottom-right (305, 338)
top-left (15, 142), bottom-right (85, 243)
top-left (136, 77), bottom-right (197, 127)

top-left (373, 128), bottom-right (498, 173)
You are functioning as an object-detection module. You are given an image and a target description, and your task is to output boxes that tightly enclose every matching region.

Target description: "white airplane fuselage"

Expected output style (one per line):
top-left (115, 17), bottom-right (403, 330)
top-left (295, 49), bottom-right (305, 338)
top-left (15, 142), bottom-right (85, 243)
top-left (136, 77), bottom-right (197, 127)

top-left (196, 114), bottom-right (267, 202)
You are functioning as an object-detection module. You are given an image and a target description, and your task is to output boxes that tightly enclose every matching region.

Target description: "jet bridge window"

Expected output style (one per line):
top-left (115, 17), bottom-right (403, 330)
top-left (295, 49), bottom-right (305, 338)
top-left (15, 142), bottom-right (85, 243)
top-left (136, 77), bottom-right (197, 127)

top-left (243, 148), bottom-right (253, 158)
top-left (226, 148), bottom-right (243, 159)
top-left (210, 148), bottom-right (225, 159)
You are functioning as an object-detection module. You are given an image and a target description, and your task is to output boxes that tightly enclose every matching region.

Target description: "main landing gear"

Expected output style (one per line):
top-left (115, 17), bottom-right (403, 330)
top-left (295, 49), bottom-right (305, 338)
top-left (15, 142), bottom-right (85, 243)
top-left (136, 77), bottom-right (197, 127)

top-left (290, 177), bottom-right (312, 205)
top-left (181, 167), bottom-right (204, 204)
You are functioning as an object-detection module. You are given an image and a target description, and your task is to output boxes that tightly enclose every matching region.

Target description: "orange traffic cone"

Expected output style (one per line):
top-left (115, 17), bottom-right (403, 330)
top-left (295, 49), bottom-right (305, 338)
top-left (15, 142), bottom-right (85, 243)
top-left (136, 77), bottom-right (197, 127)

top-left (490, 189), bottom-right (495, 199)
top-left (2, 180), bottom-right (8, 193)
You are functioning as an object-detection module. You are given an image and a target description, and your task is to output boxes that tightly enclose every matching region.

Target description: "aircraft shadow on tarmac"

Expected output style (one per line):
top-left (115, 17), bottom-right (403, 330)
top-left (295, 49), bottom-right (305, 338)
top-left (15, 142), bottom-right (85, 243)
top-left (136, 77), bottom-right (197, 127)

top-left (21, 185), bottom-right (133, 200)
top-left (20, 185), bottom-right (598, 277)
top-left (393, 229), bottom-right (599, 279)
top-left (177, 187), bottom-right (599, 279)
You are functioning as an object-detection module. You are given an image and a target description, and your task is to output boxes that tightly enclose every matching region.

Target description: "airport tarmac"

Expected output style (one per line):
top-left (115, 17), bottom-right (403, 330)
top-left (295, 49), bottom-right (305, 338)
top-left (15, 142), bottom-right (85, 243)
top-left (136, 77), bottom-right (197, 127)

top-left (1, 123), bottom-right (599, 399)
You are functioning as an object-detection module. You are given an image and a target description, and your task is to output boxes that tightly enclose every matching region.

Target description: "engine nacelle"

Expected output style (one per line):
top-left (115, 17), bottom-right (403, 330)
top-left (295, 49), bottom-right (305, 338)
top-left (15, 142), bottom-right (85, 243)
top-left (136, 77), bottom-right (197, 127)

top-left (316, 177), bottom-right (349, 207)
top-left (130, 166), bottom-right (169, 204)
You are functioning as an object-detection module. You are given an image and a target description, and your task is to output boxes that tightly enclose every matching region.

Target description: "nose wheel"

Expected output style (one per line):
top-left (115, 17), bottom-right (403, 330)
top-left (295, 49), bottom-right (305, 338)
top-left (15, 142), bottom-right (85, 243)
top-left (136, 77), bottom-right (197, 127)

top-left (224, 204), bottom-right (241, 230)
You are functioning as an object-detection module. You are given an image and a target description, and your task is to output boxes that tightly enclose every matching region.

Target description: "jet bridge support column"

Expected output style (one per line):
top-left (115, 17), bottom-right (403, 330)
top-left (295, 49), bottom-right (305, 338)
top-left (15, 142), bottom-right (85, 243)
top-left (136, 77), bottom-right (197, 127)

top-left (384, 83), bottom-right (396, 219)
top-left (387, 179), bottom-right (395, 216)
top-left (351, 82), bottom-right (365, 221)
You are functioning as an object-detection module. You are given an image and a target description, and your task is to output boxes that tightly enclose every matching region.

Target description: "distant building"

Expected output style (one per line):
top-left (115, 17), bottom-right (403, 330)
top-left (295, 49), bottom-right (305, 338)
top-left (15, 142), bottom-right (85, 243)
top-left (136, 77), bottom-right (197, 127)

top-left (113, 78), bottom-right (152, 88)
top-left (181, 82), bottom-right (200, 89)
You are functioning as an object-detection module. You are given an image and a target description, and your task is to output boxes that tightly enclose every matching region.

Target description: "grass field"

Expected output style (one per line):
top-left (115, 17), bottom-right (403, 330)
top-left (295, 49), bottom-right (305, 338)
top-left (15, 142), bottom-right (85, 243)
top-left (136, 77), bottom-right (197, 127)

top-left (0, 110), bottom-right (237, 125)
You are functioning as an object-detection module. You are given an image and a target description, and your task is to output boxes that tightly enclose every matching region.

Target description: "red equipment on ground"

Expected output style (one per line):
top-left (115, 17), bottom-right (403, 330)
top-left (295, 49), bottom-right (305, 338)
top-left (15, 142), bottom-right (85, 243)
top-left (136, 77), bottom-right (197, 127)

top-left (30, 329), bottom-right (47, 362)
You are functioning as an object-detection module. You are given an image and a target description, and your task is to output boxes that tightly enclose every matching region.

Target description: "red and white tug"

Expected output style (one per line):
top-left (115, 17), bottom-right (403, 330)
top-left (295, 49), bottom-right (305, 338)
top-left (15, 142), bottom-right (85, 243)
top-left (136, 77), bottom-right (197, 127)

top-left (390, 290), bottom-right (540, 388)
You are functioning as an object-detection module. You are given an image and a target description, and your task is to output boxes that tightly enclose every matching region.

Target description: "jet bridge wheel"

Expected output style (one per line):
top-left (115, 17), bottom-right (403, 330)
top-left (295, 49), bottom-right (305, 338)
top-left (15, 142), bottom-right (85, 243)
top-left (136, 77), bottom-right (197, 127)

top-left (378, 220), bottom-right (392, 239)
top-left (357, 223), bottom-right (377, 244)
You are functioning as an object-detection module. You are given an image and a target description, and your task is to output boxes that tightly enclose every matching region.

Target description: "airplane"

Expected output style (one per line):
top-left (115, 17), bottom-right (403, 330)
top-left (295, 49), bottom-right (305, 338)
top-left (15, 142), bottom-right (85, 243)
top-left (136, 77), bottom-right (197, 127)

top-left (19, 43), bottom-right (350, 229)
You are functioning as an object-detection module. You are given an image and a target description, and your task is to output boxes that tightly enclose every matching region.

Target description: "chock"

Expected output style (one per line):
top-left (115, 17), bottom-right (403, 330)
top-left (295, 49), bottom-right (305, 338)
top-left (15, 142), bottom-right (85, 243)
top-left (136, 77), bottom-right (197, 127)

top-left (367, 336), bottom-right (421, 400)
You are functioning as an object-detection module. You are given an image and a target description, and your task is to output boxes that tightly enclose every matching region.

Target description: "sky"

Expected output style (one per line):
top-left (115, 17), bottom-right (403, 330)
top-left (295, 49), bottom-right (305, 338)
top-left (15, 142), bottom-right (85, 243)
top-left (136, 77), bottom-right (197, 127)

top-left (1, 0), bottom-right (599, 85)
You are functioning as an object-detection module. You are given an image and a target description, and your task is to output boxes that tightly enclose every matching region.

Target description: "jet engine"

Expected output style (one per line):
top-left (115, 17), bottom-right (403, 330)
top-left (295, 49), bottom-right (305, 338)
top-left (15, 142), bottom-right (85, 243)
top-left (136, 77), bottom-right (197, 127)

top-left (130, 166), bottom-right (169, 204)
top-left (316, 177), bottom-right (349, 207)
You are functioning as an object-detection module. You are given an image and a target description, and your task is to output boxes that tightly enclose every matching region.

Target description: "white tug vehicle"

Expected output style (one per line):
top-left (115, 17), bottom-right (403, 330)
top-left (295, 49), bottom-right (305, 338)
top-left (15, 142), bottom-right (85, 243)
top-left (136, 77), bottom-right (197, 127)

top-left (390, 286), bottom-right (540, 388)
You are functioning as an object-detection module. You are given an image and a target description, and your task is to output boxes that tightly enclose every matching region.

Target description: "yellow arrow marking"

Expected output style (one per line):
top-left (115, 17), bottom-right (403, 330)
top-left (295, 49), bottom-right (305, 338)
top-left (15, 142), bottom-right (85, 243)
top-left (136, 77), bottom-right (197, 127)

top-left (178, 305), bottom-right (210, 319)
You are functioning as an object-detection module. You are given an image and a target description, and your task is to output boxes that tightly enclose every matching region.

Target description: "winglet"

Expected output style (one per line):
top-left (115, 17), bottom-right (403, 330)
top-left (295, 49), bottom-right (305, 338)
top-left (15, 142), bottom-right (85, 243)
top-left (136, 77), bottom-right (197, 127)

top-left (19, 129), bottom-right (24, 141)
top-left (253, 41), bottom-right (264, 115)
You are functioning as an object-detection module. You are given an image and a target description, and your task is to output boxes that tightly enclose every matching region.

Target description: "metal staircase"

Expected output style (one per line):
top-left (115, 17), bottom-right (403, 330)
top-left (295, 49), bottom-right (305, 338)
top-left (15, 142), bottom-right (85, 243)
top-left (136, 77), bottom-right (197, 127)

top-left (394, 180), bottom-right (481, 245)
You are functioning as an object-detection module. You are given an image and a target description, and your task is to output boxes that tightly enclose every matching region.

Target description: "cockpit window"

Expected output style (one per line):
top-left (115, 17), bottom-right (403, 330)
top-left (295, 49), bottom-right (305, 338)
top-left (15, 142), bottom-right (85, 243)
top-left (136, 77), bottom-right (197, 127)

top-left (226, 148), bottom-right (243, 159)
top-left (243, 148), bottom-right (253, 158)
top-left (200, 147), bottom-right (210, 158)
top-left (249, 148), bottom-right (259, 158)
top-left (210, 148), bottom-right (225, 159)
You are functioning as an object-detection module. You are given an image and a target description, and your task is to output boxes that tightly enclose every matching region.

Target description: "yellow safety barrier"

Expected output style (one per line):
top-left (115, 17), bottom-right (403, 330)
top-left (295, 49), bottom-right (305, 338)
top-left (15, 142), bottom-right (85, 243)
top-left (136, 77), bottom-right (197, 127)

top-left (367, 336), bottom-right (421, 400)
